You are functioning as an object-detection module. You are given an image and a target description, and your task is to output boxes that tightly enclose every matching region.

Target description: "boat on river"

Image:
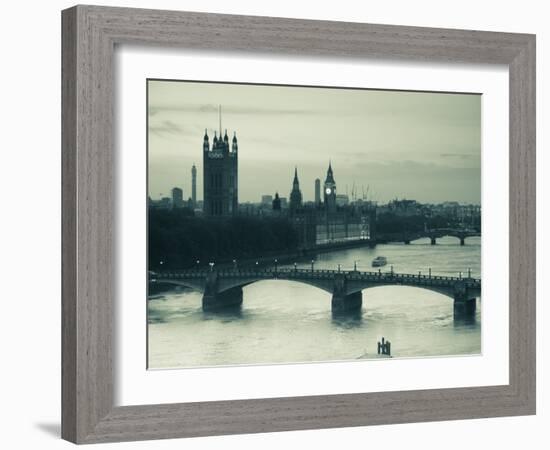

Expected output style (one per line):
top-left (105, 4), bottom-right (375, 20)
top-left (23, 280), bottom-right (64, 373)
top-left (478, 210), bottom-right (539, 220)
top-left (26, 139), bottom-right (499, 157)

top-left (372, 256), bottom-right (387, 267)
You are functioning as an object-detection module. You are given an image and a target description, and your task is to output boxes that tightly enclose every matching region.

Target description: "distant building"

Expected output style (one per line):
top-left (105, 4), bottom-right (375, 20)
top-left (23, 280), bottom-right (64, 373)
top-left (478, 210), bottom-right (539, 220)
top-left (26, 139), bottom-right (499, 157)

top-left (202, 107), bottom-right (238, 217)
top-left (149, 196), bottom-right (173, 209)
top-left (261, 194), bottom-right (273, 206)
top-left (336, 194), bottom-right (349, 207)
top-left (191, 164), bottom-right (197, 208)
top-left (315, 178), bottom-right (321, 205)
top-left (385, 199), bottom-right (422, 216)
top-left (289, 167), bottom-right (303, 214)
top-left (239, 202), bottom-right (258, 216)
top-left (171, 187), bottom-right (184, 208)
top-left (279, 197), bottom-right (288, 209)
top-left (148, 196), bottom-right (172, 209)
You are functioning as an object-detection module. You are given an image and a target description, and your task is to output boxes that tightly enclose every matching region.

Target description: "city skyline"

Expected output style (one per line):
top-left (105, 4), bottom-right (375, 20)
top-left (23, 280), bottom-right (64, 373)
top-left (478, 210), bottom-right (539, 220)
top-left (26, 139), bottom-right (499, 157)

top-left (148, 80), bottom-right (481, 204)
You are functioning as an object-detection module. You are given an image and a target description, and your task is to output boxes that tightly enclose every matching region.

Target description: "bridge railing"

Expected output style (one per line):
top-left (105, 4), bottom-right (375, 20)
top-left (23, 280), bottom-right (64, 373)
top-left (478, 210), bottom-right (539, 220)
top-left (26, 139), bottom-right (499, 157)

top-left (150, 268), bottom-right (480, 288)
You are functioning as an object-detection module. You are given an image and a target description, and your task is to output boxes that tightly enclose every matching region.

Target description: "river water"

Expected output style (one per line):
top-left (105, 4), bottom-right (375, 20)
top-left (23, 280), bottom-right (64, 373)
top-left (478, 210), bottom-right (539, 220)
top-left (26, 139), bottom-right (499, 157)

top-left (148, 236), bottom-right (481, 369)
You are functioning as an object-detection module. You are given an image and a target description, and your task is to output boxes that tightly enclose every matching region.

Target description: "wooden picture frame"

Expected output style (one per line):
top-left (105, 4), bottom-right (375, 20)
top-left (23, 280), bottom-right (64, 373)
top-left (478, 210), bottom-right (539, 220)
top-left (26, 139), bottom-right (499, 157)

top-left (61, 5), bottom-right (536, 444)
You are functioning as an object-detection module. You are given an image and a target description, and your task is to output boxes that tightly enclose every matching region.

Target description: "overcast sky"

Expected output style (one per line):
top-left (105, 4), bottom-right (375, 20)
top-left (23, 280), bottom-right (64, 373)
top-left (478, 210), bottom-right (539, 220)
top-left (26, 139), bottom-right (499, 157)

top-left (148, 80), bottom-right (481, 204)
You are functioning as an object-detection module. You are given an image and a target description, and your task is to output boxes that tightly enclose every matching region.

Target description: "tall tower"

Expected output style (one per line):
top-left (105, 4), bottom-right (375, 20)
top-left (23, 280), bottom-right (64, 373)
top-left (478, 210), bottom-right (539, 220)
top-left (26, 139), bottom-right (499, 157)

top-left (203, 106), bottom-right (239, 216)
top-left (289, 167), bottom-right (303, 214)
top-left (191, 164), bottom-right (197, 208)
top-left (324, 162), bottom-right (337, 213)
top-left (314, 178), bottom-right (321, 205)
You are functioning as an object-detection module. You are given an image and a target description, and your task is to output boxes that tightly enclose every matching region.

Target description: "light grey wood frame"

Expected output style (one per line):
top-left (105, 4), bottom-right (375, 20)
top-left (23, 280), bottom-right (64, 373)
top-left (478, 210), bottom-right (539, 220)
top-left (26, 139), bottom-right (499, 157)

top-left (62, 5), bottom-right (536, 444)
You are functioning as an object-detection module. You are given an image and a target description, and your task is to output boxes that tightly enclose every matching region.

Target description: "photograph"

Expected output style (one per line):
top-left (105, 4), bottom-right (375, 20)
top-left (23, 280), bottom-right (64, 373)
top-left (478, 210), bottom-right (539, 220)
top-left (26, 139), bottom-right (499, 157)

top-left (146, 79), bottom-right (482, 369)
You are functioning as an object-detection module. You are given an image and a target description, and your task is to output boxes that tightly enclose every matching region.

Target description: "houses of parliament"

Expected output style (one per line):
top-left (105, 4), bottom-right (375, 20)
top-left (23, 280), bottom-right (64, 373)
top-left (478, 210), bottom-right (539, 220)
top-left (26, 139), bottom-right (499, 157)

top-left (200, 110), bottom-right (375, 247)
top-left (287, 162), bottom-right (375, 248)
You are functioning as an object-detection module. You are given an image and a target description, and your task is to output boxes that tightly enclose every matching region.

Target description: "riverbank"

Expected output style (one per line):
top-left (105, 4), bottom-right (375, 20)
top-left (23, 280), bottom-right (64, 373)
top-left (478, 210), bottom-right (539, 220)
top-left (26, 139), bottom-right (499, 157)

top-left (196, 238), bottom-right (375, 270)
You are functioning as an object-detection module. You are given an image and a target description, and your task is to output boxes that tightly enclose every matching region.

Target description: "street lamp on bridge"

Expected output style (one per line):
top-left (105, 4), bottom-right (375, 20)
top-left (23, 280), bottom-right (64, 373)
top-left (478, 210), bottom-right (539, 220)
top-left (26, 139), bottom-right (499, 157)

top-left (294, 262), bottom-right (297, 272)
top-left (337, 264), bottom-right (341, 273)
top-left (311, 259), bottom-right (315, 272)
top-left (209, 262), bottom-right (215, 272)
top-left (232, 259), bottom-right (237, 269)
top-left (353, 260), bottom-right (359, 272)
top-left (274, 259), bottom-right (278, 275)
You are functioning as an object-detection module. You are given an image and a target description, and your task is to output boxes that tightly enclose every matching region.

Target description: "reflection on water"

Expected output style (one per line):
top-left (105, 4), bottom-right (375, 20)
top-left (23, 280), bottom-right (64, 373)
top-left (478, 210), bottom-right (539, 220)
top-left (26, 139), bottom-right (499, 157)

top-left (202, 305), bottom-right (244, 320)
top-left (331, 310), bottom-right (363, 327)
top-left (148, 237), bottom-right (481, 369)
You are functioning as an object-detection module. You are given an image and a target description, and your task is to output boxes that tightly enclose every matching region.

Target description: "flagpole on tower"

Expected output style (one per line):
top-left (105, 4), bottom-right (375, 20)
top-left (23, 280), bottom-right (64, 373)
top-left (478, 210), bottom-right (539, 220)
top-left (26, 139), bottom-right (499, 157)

top-left (218, 104), bottom-right (222, 137)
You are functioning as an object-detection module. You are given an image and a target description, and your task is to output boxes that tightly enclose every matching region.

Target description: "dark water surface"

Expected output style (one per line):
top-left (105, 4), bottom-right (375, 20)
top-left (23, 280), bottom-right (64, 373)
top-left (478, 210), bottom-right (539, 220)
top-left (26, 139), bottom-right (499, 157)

top-left (148, 236), bottom-right (481, 369)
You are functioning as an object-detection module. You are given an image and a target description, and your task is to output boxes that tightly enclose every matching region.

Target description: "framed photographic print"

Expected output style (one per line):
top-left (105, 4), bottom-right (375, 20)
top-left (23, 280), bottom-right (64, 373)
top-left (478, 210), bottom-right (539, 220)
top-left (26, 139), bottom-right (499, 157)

top-left (62, 5), bottom-right (536, 444)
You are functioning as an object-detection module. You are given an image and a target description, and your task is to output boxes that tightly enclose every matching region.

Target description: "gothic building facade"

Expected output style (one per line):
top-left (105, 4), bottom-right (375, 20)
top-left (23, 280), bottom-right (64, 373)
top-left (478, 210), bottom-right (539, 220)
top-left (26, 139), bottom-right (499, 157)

top-left (202, 119), bottom-right (238, 217)
top-left (285, 162), bottom-right (375, 248)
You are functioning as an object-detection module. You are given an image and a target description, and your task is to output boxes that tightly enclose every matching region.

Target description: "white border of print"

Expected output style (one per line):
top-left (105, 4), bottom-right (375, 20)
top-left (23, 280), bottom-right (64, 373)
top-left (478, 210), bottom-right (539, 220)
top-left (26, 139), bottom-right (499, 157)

top-left (114, 45), bottom-right (509, 406)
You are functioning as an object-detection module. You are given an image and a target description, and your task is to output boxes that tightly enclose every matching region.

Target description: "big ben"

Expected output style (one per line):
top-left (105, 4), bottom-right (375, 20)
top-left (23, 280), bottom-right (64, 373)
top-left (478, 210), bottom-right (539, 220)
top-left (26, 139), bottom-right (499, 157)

top-left (324, 162), bottom-right (337, 213)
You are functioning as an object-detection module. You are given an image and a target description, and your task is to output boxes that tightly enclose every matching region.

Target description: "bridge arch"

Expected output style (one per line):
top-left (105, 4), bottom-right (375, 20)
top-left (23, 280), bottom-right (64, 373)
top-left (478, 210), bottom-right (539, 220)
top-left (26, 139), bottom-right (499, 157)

top-left (344, 283), bottom-right (458, 300)
top-left (217, 276), bottom-right (334, 295)
top-left (218, 276), bottom-right (480, 301)
top-left (410, 234), bottom-right (479, 245)
top-left (151, 279), bottom-right (205, 293)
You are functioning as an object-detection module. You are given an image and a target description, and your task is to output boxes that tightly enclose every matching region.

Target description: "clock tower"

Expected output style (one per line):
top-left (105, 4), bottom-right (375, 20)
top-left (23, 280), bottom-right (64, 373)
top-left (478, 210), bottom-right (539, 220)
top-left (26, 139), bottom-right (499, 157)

top-left (324, 162), bottom-right (337, 213)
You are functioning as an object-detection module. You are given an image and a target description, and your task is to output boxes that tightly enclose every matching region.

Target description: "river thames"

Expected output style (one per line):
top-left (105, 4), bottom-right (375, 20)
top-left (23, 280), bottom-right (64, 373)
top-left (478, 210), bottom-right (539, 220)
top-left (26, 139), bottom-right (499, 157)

top-left (147, 236), bottom-right (481, 369)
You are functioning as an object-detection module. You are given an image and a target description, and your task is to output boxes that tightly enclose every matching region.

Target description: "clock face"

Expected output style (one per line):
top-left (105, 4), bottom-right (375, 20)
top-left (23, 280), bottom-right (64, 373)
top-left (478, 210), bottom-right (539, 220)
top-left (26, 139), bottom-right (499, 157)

top-left (325, 188), bottom-right (332, 195)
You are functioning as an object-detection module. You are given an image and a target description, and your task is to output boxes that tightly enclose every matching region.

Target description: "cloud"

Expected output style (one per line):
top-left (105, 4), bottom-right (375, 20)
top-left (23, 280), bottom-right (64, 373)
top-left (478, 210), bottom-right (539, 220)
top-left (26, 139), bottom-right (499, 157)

top-left (149, 120), bottom-right (186, 138)
top-left (440, 152), bottom-right (478, 160)
top-left (148, 103), bottom-right (319, 117)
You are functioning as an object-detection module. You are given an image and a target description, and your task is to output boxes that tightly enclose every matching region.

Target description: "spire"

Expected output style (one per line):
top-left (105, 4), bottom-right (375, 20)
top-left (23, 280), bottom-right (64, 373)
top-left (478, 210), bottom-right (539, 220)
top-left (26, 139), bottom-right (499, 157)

top-left (325, 160), bottom-right (335, 184)
top-left (203, 129), bottom-right (210, 151)
top-left (289, 167), bottom-right (302, 213)
top-left (231, 131), bottom-right (238, 153)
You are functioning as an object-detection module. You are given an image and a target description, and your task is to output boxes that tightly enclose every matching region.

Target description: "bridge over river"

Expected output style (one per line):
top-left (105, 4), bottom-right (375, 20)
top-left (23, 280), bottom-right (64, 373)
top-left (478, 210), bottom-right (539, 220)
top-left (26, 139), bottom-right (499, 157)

top-left (376, 228), bottom-right (481, 246)
top-left (150, 267), bottom-right (481, 316)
